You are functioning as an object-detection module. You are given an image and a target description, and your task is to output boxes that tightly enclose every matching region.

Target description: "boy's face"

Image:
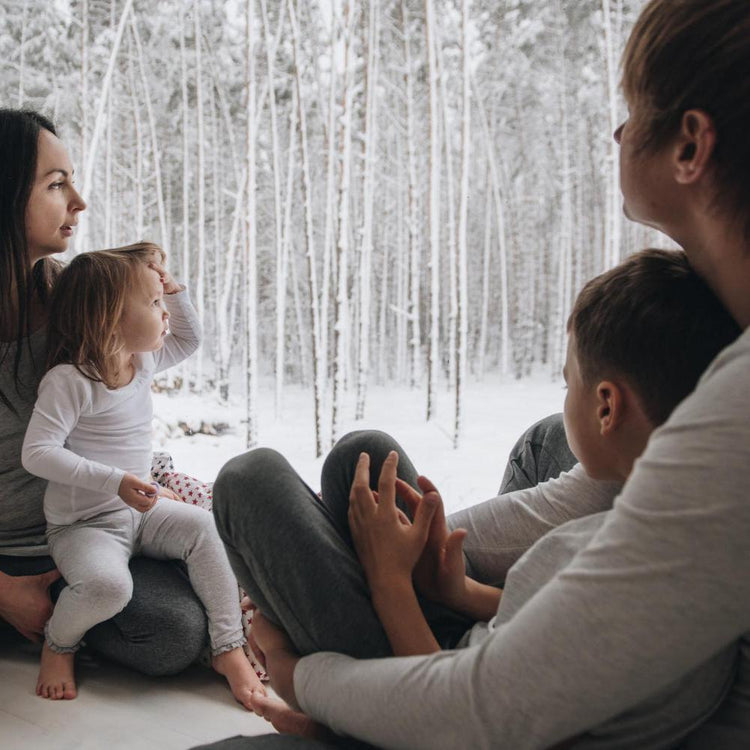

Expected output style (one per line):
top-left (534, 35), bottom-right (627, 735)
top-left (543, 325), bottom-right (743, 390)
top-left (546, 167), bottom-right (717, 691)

top-left (562, 335), bottom-right (612, 480)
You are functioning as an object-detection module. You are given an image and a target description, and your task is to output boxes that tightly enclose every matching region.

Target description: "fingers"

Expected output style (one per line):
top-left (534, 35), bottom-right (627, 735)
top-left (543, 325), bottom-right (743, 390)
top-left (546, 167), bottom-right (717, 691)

top-left (349, 453), bottom-right (376, 519)
top-left (445, 528), bottom-right (468, 565)
top-left (417, 475), bottom-right (439, 495)
top-left (412, 492), bottom-right (438, 543)
top-left (395, 478), bottom-right (422, 518)
top-left (377, 451), bottom-right (399, 510)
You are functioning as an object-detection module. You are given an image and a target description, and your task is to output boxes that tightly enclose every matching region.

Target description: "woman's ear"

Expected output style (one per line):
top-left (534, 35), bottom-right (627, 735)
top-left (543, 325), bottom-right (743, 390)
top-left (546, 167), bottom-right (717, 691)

top-left (596, 380), bottom-right (624, 436)
top-left (673, 109), bottom-right (716, 185)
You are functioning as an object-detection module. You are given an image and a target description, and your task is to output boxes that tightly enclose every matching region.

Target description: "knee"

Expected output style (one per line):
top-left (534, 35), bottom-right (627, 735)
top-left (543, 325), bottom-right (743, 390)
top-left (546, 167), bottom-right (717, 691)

top-left (526, 413), bottom-right (566, 447)
top-left (213, 448), bottom-right (291, 533)
top-left (215, 449), bottom-right (288, 503)
top-left (78, 573), bottom-right (133, 620)
top-left (325, 429), bottom-right (396, 468)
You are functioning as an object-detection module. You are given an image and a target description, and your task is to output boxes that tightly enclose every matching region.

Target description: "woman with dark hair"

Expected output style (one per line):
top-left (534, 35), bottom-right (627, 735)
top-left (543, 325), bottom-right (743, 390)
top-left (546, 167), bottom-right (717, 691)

top-left (205, 0), bottom-right (750, 747)
top-left (0, 109), bottom-right (208, 676)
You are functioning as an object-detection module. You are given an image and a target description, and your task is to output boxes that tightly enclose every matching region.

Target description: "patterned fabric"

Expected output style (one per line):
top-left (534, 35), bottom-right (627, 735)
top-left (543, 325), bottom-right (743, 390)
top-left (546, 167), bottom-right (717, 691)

top-left (151, 452), bottom-right (267, 681)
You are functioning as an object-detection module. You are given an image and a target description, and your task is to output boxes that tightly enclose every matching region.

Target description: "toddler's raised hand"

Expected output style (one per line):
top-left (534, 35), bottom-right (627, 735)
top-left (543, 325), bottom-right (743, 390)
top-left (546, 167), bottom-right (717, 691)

top-left (118, 473), bottom-right (158, 513)
top-left (147, 260), bottom-right (182, 295)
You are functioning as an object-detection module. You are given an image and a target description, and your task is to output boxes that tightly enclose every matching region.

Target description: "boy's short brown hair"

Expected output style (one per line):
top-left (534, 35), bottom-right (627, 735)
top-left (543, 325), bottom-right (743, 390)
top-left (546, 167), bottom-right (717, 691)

top-left (569, 249), bottom-right (740, 426)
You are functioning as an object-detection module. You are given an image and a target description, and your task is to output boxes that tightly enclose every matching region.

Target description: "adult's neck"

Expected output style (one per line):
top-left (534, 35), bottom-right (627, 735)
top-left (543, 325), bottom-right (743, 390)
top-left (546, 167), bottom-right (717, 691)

top-left (677, 215), bottom-right (750, 329)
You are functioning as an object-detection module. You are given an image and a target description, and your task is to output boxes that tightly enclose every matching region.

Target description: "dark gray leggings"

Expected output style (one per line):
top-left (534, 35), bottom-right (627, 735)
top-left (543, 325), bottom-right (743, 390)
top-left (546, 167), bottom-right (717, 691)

top-left (200, 415), bottom-right (574, 750)
top-left (0, 554), bottom-right (207, 676)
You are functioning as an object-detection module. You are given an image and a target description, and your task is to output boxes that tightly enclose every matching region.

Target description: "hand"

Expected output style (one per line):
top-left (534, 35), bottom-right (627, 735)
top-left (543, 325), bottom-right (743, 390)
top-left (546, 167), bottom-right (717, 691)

top-left (395, 476), bottom-right (470, 611)
top-left (153, 483), bottom-right (181, 502)
top-left (147, 260), bottom-right (183, 295)
top-left (0, 569), bottom-right (61, 642)
top-left (118, 473), bottom-right (158, 513)
top-left (250, 612), bottom-right (301, 710)
top-left (348, 451), bottom-right (438, 592)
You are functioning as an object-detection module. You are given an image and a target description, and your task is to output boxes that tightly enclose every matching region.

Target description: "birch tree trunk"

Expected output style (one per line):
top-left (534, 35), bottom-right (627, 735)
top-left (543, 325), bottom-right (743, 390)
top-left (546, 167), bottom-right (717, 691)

top-left (330, 0), bottom-right (356, 445)
top-left (474, 76), bottom-right (510, 374)
top-left (17, 0), bottom-right (28, 105)
top-left (193, 0), bottom-right (206, 392)
top-left (289, 0), bottom-right (324, 456)
top-left (436, 34), bottom-right (457, 395)
top-left (80, 0), bottom-right (88, 189)
top-left (130, 14), bottom-right (169, 255)
top-left (319, 14), bottom-right (338, 408)
top-left (425, 0), bottom-right (441, 421)
top-left (401, 0), bottom-right (421, 390)
top-left (179, 8), bottom-right (192, 392)
top-left (260, 0), bottom-right (286, 417)
top-left (454, 0), bottom-right (470, 448)
top-left (601, 0), bottom-right (621, 268)
top-left (245, 0), bottom-right (259, 447)
top-left (355, 2), bottom-right (379, 420)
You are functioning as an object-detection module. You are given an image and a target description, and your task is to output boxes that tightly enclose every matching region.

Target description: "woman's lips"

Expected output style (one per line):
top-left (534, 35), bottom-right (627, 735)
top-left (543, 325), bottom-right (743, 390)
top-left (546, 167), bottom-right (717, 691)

top-left (61, 225), bottom-right (73, 237)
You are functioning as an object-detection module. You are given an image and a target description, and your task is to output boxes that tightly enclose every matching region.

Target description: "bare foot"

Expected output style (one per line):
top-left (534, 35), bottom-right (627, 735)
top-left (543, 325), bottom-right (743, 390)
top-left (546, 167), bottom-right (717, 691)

top-left (212, 647), bottom-right (266, 711)
top-left (249, 693), bottom-right (335, 740)
top-left (37, 643), bottom-right (77, 700)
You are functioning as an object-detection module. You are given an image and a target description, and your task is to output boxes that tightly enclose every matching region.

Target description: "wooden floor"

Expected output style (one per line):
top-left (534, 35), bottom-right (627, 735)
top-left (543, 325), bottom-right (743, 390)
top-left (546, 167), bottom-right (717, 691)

top-left (0, 646), bottom-right (272, 750)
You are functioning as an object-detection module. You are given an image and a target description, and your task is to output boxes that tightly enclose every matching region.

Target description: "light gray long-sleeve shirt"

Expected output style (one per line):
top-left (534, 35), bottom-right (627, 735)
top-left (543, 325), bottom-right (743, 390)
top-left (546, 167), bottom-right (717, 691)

top-left (22, 289), bottom-right (199, 526)
top-left (294, 326), bottom-right (750, 749)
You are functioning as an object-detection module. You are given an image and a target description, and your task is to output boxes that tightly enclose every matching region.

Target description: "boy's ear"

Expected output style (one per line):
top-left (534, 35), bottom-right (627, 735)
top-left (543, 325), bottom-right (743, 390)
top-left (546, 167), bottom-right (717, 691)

top-left (596, 380), bottom-right (624, 436)
top-left (673, 109), bottom-right (716, 185)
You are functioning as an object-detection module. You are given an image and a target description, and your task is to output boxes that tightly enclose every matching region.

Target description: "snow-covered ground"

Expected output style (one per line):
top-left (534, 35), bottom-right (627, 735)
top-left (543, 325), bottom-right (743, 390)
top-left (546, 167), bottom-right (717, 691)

top-left (152, 374), bottom-right (565, 513)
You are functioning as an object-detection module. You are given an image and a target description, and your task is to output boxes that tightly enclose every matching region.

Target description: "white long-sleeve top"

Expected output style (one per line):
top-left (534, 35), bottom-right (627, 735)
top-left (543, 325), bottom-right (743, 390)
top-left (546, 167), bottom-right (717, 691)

top-left (294, 326), bottom-right (750, 749)
top-left (22, 290), bottom-right (200, 526)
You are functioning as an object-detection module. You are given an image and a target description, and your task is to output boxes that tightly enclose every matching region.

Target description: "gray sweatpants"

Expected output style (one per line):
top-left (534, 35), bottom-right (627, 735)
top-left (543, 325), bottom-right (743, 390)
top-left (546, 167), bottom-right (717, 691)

top-left (46, 499), bottom-right (244, 655)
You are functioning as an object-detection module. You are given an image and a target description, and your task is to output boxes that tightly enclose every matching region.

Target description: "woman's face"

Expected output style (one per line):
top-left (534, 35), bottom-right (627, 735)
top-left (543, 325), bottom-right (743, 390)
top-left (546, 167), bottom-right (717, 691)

top-left (24, 129), bottom-right (86, 264)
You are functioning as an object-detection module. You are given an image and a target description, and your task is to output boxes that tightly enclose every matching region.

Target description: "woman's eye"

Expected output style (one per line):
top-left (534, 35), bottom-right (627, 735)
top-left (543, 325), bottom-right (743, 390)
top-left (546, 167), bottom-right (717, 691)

top-left (50, 182), bottom-right (64, 190)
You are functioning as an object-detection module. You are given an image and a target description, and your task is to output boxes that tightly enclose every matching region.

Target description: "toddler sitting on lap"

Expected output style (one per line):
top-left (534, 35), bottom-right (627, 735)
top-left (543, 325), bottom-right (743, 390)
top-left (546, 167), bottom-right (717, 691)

top-left (22, 243), bottom-right (264, 707)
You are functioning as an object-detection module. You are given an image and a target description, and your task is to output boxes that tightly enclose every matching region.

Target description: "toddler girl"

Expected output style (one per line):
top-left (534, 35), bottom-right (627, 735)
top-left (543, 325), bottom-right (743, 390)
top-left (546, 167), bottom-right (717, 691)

top-left (21, 242), bottom-right (264, 707)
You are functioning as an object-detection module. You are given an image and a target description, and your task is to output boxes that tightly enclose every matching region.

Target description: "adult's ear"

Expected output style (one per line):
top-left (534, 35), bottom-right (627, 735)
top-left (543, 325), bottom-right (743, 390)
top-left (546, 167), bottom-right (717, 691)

top-left (596, 380), bottom-right (624, 436)
top-left (673, 109), bottom-right (716, 185)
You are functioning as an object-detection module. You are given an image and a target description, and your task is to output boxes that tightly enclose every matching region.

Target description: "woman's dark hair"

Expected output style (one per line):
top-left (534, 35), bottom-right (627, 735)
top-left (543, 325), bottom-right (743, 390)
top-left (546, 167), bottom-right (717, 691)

top-left (0, 108), bottom-right (61, 412)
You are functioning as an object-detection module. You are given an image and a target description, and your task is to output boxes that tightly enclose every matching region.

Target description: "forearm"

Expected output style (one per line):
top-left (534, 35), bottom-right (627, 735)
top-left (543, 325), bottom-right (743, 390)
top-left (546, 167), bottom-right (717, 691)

top-left (449, 464), bottom-right (620, 585)
top-left (371, 577), bottom-right (440, 656)
top-left (22, 440), bottom-right (123, 494)
top-left (157, 289), bottom-right (201, 370)
top-left (452, 577), bottom-right (502, 622)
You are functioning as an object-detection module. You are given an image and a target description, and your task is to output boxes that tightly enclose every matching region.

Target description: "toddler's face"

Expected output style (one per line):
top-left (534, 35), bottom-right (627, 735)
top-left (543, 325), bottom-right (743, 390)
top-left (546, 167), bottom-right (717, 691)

top-left (118, 264), bottom-right (169, 354)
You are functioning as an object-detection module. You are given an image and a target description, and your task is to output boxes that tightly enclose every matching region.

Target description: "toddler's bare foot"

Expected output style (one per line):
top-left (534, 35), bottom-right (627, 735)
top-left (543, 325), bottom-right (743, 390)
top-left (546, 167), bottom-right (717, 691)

top-left (250, 693), bottom-right (335, 740)
top-left (212, 646), bottom-right (265, 711)
top-left (37, 643), bottom-right (77, 700)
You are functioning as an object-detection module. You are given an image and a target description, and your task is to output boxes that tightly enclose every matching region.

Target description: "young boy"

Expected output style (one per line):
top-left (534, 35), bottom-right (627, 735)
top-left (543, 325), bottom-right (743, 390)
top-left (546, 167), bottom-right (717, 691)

top-left (348, 247), bottom-right (742, 655)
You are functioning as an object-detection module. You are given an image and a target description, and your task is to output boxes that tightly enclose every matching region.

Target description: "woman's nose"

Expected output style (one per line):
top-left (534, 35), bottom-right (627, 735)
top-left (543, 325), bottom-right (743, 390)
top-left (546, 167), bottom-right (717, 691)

top-left (70, 186), bottom-right (87, 213)
top-left (613, 121), bottom-right (625, 144)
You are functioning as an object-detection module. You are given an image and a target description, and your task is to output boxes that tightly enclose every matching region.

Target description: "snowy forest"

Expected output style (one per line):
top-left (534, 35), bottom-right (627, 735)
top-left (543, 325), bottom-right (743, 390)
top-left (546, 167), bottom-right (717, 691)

top-left (0, 0), bottom-right (668, 454)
